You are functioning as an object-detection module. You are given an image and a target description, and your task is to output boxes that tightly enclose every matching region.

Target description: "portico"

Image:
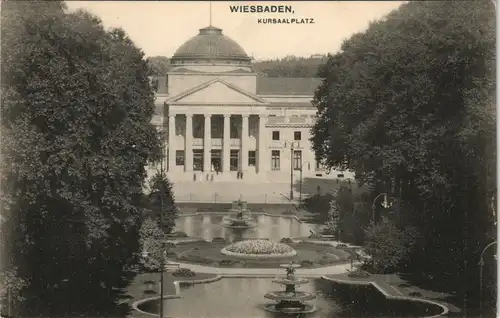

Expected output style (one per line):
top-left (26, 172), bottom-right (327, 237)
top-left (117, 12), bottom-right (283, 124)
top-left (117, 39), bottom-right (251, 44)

top-left (167, 112), bottom-right (268, 176)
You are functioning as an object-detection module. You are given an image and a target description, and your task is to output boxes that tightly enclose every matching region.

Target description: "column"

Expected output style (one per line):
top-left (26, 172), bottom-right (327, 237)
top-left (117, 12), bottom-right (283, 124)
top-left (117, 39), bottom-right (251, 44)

top-left (257, 115), bottom-right (267, 173)
top-left (222, 114), bottom-right (231, 173)
top-left (185, 114), bottom-right (193, 172)
top-left (240, 114), bottom-right (249, 173)
top-left (203, 114), bottom-right (211, 172)
top-left (168, 115), bottom-right (176, 171)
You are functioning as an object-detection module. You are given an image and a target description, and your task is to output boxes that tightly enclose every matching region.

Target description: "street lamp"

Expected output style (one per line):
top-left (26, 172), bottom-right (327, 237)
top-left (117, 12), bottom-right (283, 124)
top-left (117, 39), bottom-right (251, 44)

top-left (371, 193), bottom-right (394, 223)
top-left (141, 247), bottom-right (167, 318)
top-left (479, 240), bottom-right (497, 317)
top-left (298, 161), bottom-right (310, 207)
top-left (289, 142), bottom-right (295, 200)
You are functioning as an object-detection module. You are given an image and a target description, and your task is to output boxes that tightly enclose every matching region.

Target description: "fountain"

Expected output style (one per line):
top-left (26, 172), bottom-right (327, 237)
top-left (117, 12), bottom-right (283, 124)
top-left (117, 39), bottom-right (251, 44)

top-left (264, 261), bottom-right (316, 314)
top-left (221, 200), bottom-right (257, 229)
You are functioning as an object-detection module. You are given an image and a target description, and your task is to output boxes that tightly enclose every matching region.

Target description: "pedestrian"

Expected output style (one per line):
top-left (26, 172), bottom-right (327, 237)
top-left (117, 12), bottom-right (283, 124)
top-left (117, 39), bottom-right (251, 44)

top-left (211, 174), bottom-right (214, 182)
top-left (193, 173), bottom-right (197, 181)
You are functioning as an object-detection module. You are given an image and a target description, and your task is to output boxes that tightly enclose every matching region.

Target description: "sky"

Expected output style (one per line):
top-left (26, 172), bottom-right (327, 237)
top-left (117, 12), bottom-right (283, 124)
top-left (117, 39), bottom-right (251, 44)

top-left (65, 1), bottom-right (405, 60)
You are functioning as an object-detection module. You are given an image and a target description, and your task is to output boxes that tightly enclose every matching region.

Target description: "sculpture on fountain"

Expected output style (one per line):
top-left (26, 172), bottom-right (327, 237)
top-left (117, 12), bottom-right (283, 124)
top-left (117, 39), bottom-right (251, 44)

top-left (221, 199), bottom-right (257, 229)
top-left (263, 261), bottom-right (316, 314)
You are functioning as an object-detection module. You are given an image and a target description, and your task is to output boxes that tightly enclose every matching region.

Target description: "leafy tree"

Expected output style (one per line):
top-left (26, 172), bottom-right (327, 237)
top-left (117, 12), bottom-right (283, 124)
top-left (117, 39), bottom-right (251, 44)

top-left (364, 222), bottom-right (418, 273)
top-left (311, 0), bottom-right (495, 310)
top-left (1, 2), bottom-right (161, 316)
top-left (146, 56), bottom-right (170, 76)
top-left (254, 55), bottom-right (327, 77)
top-left (0, 268), bottom-right (28, 316)
top-left (138, 218), bottom-right (169, 272)
top-left (325, 199), bottom-right (340, 238)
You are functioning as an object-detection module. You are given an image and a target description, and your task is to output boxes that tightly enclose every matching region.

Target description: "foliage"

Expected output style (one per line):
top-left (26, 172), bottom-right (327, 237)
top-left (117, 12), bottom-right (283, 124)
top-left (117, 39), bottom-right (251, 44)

top-left (312, 0), bottom-right (496, 303)
top-left (146, 56), bottom-right (170, 76)
top-left (169, 231), bottom-right (188, 238)
top-left (253, 55), bottom-right (327, 77)
top-left (347, 268), bottom-right (371, 278)
top-left (224, 239), bottom-right (294, 255)
top-left (147, 172), bottom-right (178, 234)
top-left (138, 218), bottom-right (168, 272)
top-left (218, 259), bottom-right (237, 267)
top-left (1, 2), bottom-right (161, 315)
top-left (300, 260), bottom-right (314, 267)
top-left (171, 268), bottom-right (195, 277)
top-left (325, 199), bottom-right (340, 236)
top-left (364, 222), bottom-right (419, 273)
top-left (0, 268), bottom-right (28, 304)
top-left (280, 238), bottom-right (294, 244)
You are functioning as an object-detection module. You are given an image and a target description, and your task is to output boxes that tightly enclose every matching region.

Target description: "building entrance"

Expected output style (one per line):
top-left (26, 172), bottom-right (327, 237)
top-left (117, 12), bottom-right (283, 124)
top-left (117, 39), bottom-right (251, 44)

top-left (211, 149), bottom-right (221, 173)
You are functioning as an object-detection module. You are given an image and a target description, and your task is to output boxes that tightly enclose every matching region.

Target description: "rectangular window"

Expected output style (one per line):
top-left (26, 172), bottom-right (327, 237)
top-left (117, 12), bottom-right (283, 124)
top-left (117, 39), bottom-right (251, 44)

top-left (294, 131), bottom-right (302, 141)
top-left (175, 150), bottom-right (184, 166)
top-left (293, 150), bottom-right (302, 170)
top-left (230, 150), bottom-right (239, 171)
top-left (271, 150), bottom-right (280, 170)
top-left (193, 149), bottom-right (203, 171)
top-left (248, 150), bottom-right (256, 166)
top-left (272, 131), bottom-right (280, 141)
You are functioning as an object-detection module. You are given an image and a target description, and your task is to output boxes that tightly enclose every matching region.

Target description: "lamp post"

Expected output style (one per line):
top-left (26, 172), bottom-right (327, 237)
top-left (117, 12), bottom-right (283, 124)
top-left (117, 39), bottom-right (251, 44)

top-left (298, 161), bottom-right (310, 207)
top-left (141, 246), bottom-right (167, 318)
top-left (289, 142), bottom-right (294, 200)
top-left (371, 193), bottom-right (393, 223)
top-left (479, 242), bottom-right (497, 317)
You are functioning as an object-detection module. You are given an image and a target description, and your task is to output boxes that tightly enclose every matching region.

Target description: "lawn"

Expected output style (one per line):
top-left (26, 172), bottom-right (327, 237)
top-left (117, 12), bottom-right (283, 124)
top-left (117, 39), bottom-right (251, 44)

top-left (170, 241), bottom-right (350, 268)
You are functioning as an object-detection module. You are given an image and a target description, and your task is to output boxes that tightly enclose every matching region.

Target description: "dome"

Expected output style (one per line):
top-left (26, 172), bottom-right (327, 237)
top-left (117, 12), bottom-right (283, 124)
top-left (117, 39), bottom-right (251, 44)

top-left (171, 26), bottom-right (251, 64)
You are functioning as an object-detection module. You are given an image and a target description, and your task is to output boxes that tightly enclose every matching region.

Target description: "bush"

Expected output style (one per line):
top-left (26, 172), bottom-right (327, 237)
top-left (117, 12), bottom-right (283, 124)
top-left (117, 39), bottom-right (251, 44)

top-left (336, 243), bottom-right (348, 248)
top-left (300, 260), bottom-right (314, 267)
top-left (280, 238), bottom-right (294, 244)
top-left (212, 237), bottom-right (226, 243)
top-left (224, 239), bottom-right (294, 255)
top-left (347, 268), bottom-right (371, 278)
top-left (172, 268), bottom-right (195, 277)
top-left (218, 259), bottom-right (237, 266)
top-left (171, 231), bottom-right (188, 238)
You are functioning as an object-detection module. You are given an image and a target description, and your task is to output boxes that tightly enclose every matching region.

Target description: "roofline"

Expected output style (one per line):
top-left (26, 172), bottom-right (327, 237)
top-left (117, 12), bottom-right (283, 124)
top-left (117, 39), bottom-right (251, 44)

top-left (167, 72), bottom-right (257, 76)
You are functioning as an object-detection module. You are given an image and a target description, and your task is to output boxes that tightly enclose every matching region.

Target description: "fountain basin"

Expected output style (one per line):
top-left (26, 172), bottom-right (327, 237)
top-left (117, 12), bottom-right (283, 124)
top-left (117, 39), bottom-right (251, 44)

top-left (264, 302), bottom-right (317, 314)
top-left (272, 278), bottom-right (310, 285)
top-left (264, 291), bottom-right (316, 301)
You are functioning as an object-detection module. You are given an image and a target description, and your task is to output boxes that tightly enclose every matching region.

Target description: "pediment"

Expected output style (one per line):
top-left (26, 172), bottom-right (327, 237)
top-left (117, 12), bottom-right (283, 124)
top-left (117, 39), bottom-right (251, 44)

top-left (167, 79), bottom-right (268, 105)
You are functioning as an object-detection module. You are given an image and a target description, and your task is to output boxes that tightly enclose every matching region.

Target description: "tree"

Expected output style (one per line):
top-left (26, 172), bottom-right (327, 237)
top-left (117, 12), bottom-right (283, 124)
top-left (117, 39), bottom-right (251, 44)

top-left (363, 222), bottom-right (418, 273)
top-left (311, 0), bottom-right (495, 309)
top-left (325, 199), bottom-right (340, 238)
top-left (138, 218), bottom-right (169, 272)
top-left (1, 2), bottom-right (162, 316)
top-left (147, 172), bottom-right (178, 234)
top-left (146, 56), bottom-right (170, 76)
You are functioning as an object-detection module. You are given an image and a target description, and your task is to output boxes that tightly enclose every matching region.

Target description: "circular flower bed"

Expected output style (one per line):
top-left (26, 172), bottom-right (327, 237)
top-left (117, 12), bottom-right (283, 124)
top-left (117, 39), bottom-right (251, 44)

top-left (220, 239), bottom-right (297, 259)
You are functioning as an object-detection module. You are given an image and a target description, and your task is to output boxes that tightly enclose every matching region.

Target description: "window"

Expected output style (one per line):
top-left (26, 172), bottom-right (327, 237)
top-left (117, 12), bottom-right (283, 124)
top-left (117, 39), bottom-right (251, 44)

top-left (293, 150), bottom-right (302, 170)
top-left (193, 149), bottom-right (203, 171)
top-left (248, 150), bottom-right (256, 166)
top-left (294, 131), bottom-right (301, 141)
top-left (272, 131), bottom-right (280, 141)
top-left (271, 150), bottom-right (280, 170)
top-left (230, 150), bottom-right (239, 171)
top-left (175, 150), bottom-right (185, 166)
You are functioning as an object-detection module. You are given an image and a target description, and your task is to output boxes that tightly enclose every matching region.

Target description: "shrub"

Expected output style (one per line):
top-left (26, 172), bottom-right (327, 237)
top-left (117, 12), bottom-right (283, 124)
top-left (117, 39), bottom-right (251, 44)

top-left (336, 243), bottom-right (348, 248)
top-left (218, 259), bottom-right (237, 266)
top-left (212, 237), bottom-right (226, 243)
top-left (347, 268), bottom-right (371, 278)
top-left (409, 291), bottom-right (422, 297)
top-left (280, 238), bottom-right (294, 244)
top-left (172, 268), bottom-right (195, 277)
top-left (171, 231), bottom-right (188, 238)
top-left (300, 260), bottom-right (314, 267)
top-left (224, 239), bottom-right (294, 255)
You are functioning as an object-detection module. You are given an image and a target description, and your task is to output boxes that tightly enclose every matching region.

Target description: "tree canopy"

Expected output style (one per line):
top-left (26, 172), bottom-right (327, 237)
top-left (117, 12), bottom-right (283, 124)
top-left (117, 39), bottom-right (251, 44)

top-left (312, 0), bottom-right (496, 313)
top-left (1, 1), bottom-right (162, 315)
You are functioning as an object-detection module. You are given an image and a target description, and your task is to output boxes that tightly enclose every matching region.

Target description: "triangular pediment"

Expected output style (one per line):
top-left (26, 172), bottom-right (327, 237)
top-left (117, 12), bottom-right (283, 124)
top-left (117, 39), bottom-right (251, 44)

top-left (167, 79), bottom-right (268, 105)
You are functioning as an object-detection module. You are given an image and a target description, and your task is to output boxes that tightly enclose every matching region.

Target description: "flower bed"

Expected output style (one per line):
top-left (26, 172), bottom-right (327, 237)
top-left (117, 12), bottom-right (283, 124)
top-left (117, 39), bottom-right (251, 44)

top-left (220, 239), bottom-right (297, 259)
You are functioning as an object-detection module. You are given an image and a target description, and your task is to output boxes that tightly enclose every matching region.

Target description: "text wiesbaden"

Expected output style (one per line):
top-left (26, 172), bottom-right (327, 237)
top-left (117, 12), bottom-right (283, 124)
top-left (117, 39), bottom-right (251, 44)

top-left (230, 5), bottom-right (294, 14)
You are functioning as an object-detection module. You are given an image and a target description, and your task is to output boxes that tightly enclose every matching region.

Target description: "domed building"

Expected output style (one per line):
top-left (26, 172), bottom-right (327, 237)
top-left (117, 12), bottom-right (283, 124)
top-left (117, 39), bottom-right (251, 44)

top-left (151, 25), bottom-right (336, 183)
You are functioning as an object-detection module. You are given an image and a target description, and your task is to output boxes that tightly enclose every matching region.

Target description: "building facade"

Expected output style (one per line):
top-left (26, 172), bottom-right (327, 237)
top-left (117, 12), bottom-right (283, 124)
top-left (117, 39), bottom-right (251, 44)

top-left (151, 26), bottom-right (342, 182)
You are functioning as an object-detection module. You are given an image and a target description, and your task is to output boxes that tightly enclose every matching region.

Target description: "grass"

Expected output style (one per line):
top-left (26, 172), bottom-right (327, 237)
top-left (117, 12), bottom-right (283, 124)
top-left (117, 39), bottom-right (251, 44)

top-left (170, 241), bottom-right (350, 268)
